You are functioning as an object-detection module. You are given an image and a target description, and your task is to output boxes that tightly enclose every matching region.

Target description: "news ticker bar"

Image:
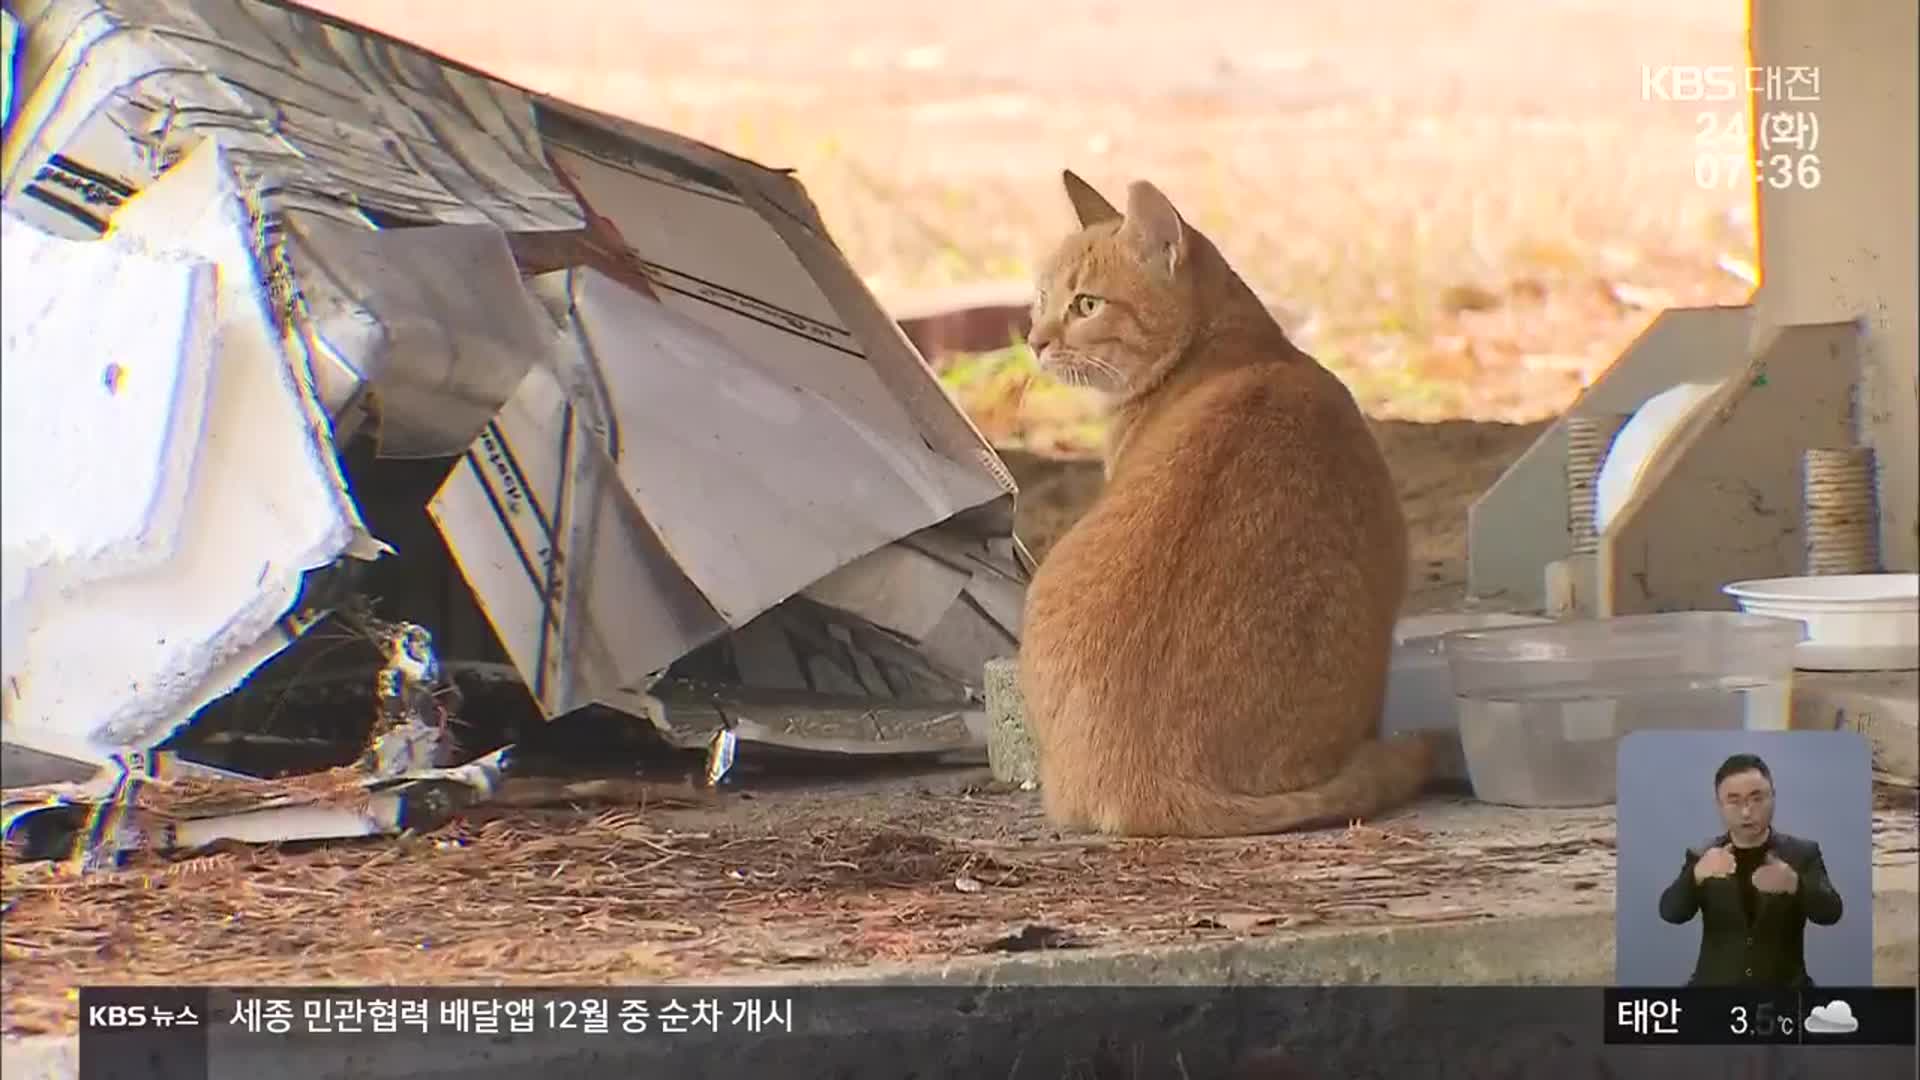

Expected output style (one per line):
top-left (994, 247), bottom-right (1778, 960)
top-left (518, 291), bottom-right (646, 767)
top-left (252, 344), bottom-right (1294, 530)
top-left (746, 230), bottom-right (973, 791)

top-left (1604, 987), bottom-right (1916, 1046)
top-left (78, 985), bottom-right (1916, 1080)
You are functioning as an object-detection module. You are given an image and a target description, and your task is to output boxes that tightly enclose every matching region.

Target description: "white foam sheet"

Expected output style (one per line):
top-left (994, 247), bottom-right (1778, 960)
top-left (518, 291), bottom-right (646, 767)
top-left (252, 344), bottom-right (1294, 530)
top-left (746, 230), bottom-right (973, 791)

top-left (0, 211), bottom-right (214, 592)
top-left (0, 145), bottom-right (373, 769)
top-left (1, 9), bottom-right (18, 132)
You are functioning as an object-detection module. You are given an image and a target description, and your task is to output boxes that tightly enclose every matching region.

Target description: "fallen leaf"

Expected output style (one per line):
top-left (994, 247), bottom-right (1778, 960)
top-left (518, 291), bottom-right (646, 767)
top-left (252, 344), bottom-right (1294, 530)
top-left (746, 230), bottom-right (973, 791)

top-left (1716, 253), bottom-right (1759, 286)
top-left (1344, 867), bottom-right (1399, 881)
top-left (1213, 912), bottom-right (1281, 933)
top-left (1508, 277), bottom-right (1549, 303)
top-left (1605, 281), bottom-right (1676, 310)
top-left (621, 919), bottom-right (703, 938)
top-left (1440, 283), bottom-right (1501, 313)
top-left (1387, 905), bottom-right (1474, 919)
top-left (985, 924), bottom-right (1080, 952)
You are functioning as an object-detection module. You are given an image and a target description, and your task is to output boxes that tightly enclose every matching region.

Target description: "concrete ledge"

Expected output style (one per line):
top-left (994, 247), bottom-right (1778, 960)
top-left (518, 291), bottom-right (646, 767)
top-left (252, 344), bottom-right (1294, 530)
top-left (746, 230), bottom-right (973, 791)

top-left (9, 888), bottom-right (1913, 1079)
top-left (719, 883), bottom-right (1917, 990)
top-left (0, 1038), bottom-right (72, 1080)
top-left (725, 910), bottom-right (1621, 987)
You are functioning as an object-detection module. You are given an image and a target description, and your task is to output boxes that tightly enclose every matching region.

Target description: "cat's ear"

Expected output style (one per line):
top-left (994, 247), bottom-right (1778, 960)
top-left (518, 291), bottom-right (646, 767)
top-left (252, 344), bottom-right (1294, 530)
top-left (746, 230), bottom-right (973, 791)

top-left (1123, 180), bottom-right (1187, 278)
top-left (1062, 169), bottom-right (1121, 227)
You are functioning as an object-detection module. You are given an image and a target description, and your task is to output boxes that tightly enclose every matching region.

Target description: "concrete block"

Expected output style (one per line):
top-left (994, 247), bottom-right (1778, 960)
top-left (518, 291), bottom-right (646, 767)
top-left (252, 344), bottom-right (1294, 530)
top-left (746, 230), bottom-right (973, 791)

top-left (984, 656), bottom-right (1037, 786)
top-left (1792, 670), bottom-right (1919, 783)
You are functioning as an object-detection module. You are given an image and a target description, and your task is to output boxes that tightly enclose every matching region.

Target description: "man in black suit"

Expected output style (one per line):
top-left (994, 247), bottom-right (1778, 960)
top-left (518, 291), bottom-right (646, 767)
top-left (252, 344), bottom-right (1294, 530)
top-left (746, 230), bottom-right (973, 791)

top-left (1657, 753), bottom-right (1845, 987)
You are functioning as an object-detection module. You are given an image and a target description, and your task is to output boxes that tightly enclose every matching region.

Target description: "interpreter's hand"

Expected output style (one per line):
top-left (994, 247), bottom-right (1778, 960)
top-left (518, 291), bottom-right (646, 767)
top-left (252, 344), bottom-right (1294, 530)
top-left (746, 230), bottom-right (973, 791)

top-left (1752, 853), bottom-right (1799, 894)
top-left (1693, 845), bottom-right (1737, 883)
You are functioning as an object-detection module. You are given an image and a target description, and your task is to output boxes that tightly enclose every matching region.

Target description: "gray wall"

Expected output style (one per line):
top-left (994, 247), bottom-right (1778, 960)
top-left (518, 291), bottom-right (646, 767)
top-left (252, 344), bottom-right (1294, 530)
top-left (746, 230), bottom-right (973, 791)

top-left (1615, 730), bottom-right (1873, 986)
top-left (1751, 0), bottom-right (1919, 570)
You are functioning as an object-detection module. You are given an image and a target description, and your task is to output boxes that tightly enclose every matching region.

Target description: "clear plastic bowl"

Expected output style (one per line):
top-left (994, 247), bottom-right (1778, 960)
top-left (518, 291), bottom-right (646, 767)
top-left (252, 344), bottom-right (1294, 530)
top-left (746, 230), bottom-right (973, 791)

top-left (1438, 612), bottom-right (1805, 807)
top-left (1442, 612), bottom-right (1806, 699)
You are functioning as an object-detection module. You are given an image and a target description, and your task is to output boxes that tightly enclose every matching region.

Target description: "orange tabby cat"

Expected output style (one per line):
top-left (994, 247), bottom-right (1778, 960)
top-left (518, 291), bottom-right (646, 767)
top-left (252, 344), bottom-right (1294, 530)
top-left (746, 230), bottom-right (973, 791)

top-left (1017, 170), bottom-right (1433, 837)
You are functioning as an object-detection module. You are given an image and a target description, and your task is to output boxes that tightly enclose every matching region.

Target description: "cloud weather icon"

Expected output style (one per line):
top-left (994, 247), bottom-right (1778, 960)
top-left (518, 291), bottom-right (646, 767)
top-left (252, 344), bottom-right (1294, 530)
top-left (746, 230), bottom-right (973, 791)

top-left (1804, 1000), bottom-right (1859, 1035)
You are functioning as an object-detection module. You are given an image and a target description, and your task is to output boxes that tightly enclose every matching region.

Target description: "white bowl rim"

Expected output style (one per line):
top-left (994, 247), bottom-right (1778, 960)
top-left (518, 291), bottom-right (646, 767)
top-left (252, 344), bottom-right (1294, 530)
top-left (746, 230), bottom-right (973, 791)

top-left (1723, 573), bottom-right (1919, 605)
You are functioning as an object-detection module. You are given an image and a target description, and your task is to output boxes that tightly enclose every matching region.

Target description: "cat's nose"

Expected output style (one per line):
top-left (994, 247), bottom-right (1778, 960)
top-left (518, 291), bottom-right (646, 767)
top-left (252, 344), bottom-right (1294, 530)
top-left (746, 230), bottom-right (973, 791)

top-left (1026, 327), bottom-right (1051, 356)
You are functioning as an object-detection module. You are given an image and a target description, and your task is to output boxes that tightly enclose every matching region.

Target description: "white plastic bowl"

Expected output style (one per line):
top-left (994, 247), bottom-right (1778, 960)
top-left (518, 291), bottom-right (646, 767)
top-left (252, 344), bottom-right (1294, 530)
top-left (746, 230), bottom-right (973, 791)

top-left (1593, 380), bottom-right (1726, 535)
top-left (1722, 574), bottom-right (1920, 671)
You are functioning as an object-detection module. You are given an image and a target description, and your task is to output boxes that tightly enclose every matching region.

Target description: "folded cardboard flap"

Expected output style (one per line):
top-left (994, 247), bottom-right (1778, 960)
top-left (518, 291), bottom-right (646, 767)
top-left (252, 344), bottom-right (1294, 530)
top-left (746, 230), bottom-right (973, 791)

top-left (279, 215), bottom-right (555, 458)
top-left (1, 0), bottom-right (1029, 789)
top-left (3, 0), bottom-right (584, 239)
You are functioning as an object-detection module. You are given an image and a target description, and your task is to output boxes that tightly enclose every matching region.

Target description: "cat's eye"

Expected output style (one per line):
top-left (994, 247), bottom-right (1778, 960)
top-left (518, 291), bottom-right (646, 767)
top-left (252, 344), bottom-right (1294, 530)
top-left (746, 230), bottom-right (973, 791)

top-left (1070, 293), bottom-right (1104, 317)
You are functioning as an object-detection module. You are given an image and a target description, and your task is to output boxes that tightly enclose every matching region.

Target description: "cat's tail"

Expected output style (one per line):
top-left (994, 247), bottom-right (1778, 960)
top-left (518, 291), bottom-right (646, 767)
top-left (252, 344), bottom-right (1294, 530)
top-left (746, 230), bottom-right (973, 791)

top-left (1118, 733), bottom-right (1439, 838)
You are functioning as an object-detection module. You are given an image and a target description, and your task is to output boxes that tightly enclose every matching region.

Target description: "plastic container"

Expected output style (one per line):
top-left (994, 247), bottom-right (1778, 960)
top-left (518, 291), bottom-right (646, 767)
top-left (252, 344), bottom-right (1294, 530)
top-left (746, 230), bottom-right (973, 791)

top-left (1439, 612), bottom-right (1805, 808)
top-left (1380, 612), bottom-right (1551, 783)
top-left (1723, 573), bottom-right (1919, 672)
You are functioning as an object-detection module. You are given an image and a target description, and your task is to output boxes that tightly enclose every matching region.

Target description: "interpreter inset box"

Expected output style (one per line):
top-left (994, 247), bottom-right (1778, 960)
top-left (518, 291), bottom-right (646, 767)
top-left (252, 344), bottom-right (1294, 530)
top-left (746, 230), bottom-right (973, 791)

top-left (1614, 730), bottom-right (1872, 987)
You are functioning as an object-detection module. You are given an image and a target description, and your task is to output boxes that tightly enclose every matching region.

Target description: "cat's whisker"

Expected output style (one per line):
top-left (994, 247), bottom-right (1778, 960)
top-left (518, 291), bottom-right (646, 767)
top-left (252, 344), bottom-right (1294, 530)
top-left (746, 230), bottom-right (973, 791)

top-left (1079, 355), bottom-right (1126, 387)
top-left (1053, 352), bottom-right (1125, 395)
top-left (1045, 349), bottom-right (1116, 393)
